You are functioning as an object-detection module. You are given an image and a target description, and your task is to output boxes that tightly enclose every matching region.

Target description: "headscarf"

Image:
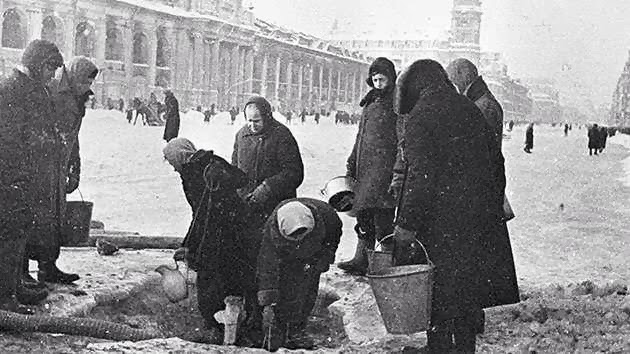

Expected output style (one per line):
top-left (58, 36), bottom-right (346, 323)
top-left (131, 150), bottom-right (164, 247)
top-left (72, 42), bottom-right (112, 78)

top-left (243, 95), bottom-right (273, 122)
top-left (276, 201), bottom-right (315, 241)
top-left (21, 39), bottom-right (64, 81)
top-left (67, 56), bottom-right (99, 95)
top-left (360, 57), bottom-right (397, 107)
top-left (394, 59), bottom-right (454, 115)
top-left (163, 138), bottom-right (198, 172)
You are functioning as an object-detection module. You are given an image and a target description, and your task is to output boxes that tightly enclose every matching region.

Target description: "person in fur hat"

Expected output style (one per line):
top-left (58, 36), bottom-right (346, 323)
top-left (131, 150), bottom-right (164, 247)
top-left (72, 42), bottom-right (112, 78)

top-left (22, 56), bottom-right (99, 288)
top-left (232, 95), bottom-right (304, 224)
top-left (0, 39), bottom-right (64, 313)
top-left (257, 198), bottom-right (342, 351)
top-left (338, 57), bottom-right (400, 275)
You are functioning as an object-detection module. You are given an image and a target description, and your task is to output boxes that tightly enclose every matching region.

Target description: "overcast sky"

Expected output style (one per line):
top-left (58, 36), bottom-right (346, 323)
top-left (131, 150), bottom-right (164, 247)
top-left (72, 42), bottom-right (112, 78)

top-left (252, 0), bottom-right (630, 106)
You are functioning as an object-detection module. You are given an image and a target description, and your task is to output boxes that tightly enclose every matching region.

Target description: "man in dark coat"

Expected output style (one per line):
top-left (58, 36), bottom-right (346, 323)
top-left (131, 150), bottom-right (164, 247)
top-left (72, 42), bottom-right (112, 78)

top-left (162, 90), bottom-right (180, 142)
top-left (338, 57), bottom-right (399, 276)
top-left (524, 123), bottom-right (534, 153)
top-left (232, 95), bottom-right (304, 223)
top-left (25, 56), bottom-right (99, 286)
top-left (0, 40), bottom-right (65, 313)
top-left (588, 123), bottom-right (599, 155)
top-left (393, 59), bottom-right (507, 353)
top-left (164, 138), bottom-right (261, 344)
top-left (257, 198), bottom-right (342, 351)
top-left (446, 58), bottom-right (520, 334)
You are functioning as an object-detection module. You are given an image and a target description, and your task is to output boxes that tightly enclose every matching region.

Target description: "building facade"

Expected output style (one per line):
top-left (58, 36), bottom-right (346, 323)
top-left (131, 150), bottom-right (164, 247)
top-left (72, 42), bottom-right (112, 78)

top-left (0, 0), bottom-right (368, 111)
top-left (522, 78), bottom-right (562, 124)
top-left (611, 50), bottom-right (630, 127)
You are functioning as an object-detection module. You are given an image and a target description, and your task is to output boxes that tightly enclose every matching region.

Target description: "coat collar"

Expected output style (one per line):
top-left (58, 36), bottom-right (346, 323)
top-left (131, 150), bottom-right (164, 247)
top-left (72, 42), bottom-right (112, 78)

top-left (464, 76), bottom-right (490, 102)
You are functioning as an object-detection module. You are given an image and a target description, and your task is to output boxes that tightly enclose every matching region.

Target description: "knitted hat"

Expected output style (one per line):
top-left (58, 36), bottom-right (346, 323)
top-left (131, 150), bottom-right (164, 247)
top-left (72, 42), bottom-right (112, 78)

top-left (276, 201), bottom-right (315, 241)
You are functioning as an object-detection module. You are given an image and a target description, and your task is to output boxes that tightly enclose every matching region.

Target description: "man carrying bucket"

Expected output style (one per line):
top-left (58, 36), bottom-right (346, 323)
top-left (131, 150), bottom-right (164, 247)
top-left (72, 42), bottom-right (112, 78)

top-left (257, 198), bottom-right (342, 351)
top-left (391, 60), bottom-right (516, 353)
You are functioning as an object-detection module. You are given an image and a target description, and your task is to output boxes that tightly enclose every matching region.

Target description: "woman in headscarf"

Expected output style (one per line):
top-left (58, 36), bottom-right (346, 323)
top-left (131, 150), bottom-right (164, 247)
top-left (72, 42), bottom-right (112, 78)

top-left (164, 138), bottom-right (261, 344)
top-left (392, 59), bottom-right (507, 353)
top-left (338, 57), bottom-right (399, 275)
top-left (22, 56), bottom-right (99, 287)
top-left (162, 90), bottom-right (180, 142)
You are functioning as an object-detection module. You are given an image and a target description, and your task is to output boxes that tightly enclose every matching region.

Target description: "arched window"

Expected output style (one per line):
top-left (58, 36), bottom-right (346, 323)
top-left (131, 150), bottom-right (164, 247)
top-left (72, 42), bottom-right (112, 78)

top-left (75, 22), bottom-right (95, 57)
top-left (156, 27), bottom-right (170, 67)
top-left (2, 8), bottom-right (26, 49)
top-left (41, 16), bottom-right (64, 49)
top-left (132, 32), bottom-right (148, 64)
top-left (105, 25), bottom-right (123, 61)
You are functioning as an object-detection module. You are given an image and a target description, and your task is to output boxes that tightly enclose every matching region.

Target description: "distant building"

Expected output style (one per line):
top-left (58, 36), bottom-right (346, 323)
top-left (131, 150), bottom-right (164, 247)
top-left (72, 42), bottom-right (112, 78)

top-left (329, 0), bottom-right (482, 69)
top-left (0, 0), bottom-right (368, 112)
top-left (611, 50), bottom-right (630, 127)
top-left (521, 78), bottom-right (562, 124)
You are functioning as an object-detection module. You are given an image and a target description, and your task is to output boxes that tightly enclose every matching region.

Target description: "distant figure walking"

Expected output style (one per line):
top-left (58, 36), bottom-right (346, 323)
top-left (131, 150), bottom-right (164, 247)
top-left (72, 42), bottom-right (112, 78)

top-left (162, 90), bottom-right (180, 142)
top-left (599, 126), bottom-right (608, 153)
top-left (229, 106), bottom-right (239, 125)
top-left (508, 120), bottom-right (514, 132)
top-left (524, 123), bottom-right (534, 153)
top-left (588, 124), bottom-right (599, 156)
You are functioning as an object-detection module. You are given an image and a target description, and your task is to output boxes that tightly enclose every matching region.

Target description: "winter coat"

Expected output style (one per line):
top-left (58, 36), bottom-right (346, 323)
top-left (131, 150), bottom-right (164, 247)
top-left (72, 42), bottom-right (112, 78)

top-left (232, 118), bottom-right (304, 218)
top-left (525, 125), bottom-right (534, 149)
top-left (181, 152), bottom-right (261, 275)
top-left (163, 93), bottom-right (180, 142)
top-left (347, 94), bottom-right (398, 211)
top-left (257, 198), bottom-right (342, 306)
top-left (397, 81), bottom-right (508, 322)
top-left (0, 69), bottom-right (61, 254)
top-left (465, 76), bottom-right (504, 150)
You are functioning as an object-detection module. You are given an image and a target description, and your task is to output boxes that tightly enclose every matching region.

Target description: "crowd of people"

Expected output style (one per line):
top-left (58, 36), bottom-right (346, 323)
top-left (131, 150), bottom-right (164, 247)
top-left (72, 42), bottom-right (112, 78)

top-left (1, 40), bottom-right (522, 353)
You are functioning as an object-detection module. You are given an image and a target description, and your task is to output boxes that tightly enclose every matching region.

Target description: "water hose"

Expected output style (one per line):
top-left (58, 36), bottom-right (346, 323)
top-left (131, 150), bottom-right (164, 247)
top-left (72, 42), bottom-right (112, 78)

top-left (0, 310), bottom-right (162, 341)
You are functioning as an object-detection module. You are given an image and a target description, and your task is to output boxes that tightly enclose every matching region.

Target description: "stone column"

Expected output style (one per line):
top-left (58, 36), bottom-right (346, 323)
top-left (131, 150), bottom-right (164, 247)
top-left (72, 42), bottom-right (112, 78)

top-left (297, 63), bottom-right (303, 104)
top-left (230, 44), bottom-right (240, 108)
top-left (124, 21), bottom-right (134, 100)
top-left (93, 18), bottom-right (107, 104)
top-left (344, 71), bottom-right (350, 102)
top-left (64, 16), bottom-right (76, 59)
top-left (308, 64), bottom-right (314, 107)
top-left (285, 60), bottom-right (293, 107)
top-left (337, 69), bottom-right (342, 101)
top-left (210, 39), bottom-right (220, 103)
top-left (351, 71), bottom-right (357, 105)
top-left (147, 28), bottom-right (158, 90)
top-left (245, 47), bottom-right (254, 95)
top-left (327, 66), bottom-right (333, 102)
top-left (318, 64), bottom-right (323, 109)
top-left (274, 55), bottom-right (281, 103)
top-left (261, 52), bottom-right (269, 97)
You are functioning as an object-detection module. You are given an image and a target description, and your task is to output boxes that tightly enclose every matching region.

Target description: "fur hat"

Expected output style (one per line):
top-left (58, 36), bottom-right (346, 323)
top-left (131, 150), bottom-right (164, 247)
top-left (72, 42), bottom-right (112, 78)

top-left (21, 39), bottom-right (64, 72)
top-left (394, 59), bottom-right (453, 115)
top-left (365, 57), bottom-right (397, 88)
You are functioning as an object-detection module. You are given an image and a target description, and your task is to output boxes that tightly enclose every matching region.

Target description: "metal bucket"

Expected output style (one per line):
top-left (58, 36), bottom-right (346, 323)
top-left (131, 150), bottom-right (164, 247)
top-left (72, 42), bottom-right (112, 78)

top-left (63, 201), bottom-right (94, 246)
top-left (367, 241), bottom-right (434, 334)
top-left (367, 234), bottom-right (394, 274)
top-left (321, 176), bottom-right (356, 216)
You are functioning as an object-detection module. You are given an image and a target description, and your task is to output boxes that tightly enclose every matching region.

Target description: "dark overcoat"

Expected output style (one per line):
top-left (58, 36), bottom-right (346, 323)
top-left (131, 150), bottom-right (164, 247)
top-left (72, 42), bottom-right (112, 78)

top-left (465, 76), bottom-right (520, 309)
top-left (397, 82), bottom-right (507, 322)
top-left (162, 93), bottom-right (180, 142)
top-left (232, 118), bottom-right (304, 217)
top-left (0, 69), bottom-right (61, 261)
top-left (347, 95), bottom-right (398, 211)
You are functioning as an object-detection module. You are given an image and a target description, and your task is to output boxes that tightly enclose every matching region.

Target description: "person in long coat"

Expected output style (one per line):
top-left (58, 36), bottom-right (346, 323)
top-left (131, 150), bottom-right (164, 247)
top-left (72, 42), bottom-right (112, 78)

top-left (232, 95), bottom-right (304, 223)
top-left (25, 56), bottom-right (99, 286)
top-left (392, 59), bottom-right (508, 353)
top-left (0, 40), bottom-right (64, 313)
top-left (164, 138), bottom-right (261, 344)
top-left (446, 58), bottom-right (520, 334)
top-left (338, 57), bottom-right (399, 276)
top-left (524, 123), bottom-right (534, 153)
top-left (162, 90), bottom-right (180, 142)
top-left (257, 198), bottom-right (342, 351)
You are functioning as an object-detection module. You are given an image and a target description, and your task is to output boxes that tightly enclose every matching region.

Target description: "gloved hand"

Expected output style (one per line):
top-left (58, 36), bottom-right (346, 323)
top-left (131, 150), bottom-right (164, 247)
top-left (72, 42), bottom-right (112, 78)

top-left (66, 174), bottom-right (80, 194)
top-left (173, 247), bottom-right (188, 262)
top-left (262, 304), bottom-right (276, 329)
top-left (245, 183), bottom-right (273, 206)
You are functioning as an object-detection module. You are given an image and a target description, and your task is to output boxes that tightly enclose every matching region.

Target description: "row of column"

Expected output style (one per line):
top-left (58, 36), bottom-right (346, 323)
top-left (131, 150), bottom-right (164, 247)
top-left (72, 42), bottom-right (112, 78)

top-left (257, 51), bottom-right (365, 110)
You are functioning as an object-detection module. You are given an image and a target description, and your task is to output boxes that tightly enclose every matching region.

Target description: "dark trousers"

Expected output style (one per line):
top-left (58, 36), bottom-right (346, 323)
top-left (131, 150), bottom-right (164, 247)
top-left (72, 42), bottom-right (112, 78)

top-left (356, 208), bottom-right (395, 243)
top-left (0, 225), bottom-right (27, 304)
top-left (427, 311), bottom-right (478, 353)
top-left (276, 260), bottom-right (321, 332)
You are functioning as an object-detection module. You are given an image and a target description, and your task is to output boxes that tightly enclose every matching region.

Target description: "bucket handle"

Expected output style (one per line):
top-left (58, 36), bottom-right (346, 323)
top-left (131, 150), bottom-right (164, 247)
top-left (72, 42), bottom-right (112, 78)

top-left (381, 232), bottom-right (434, 267)
top-left (77, 187), bottom-right (85, 202)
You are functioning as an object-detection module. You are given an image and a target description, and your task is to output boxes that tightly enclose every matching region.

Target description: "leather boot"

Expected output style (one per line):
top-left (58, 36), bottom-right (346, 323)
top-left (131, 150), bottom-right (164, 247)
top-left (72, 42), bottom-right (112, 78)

top-left (453, 316), bottom-right (477, 353)
top-left (17, 283), bottom-right (48, 305)
top-left (22, 256), bottom-right (46, 289)
top-left (38, 261), bottom-right (80, 284)
top-left (426, 324), bottom-right (454, 354)
top-left (337, 237), bottom-right (374, 276)
top-left (0, 236), bottom-right (34, 314)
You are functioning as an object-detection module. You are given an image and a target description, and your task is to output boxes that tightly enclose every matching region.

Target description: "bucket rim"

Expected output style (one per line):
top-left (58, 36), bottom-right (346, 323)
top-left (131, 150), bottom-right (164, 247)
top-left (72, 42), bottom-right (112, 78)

top-left (66, 200), bottom-right (94, 206)
top-left (366, 264), bottom-right (434, 279)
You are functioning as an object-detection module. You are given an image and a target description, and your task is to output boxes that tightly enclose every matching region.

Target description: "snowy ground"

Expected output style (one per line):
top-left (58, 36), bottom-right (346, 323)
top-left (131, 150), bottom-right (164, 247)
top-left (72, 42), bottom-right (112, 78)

top-left (76, 110), bottom-right (630, 288)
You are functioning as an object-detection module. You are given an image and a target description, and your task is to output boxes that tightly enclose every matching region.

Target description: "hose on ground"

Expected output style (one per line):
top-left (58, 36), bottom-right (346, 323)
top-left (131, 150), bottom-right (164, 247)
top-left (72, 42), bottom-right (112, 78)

top-left (0, 310), bottom-right (162, 341)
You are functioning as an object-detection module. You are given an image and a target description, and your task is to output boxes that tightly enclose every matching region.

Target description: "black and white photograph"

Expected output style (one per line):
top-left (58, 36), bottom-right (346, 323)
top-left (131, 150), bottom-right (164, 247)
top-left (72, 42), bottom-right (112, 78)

top-left (0, 0), bottom-right (629, 352)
